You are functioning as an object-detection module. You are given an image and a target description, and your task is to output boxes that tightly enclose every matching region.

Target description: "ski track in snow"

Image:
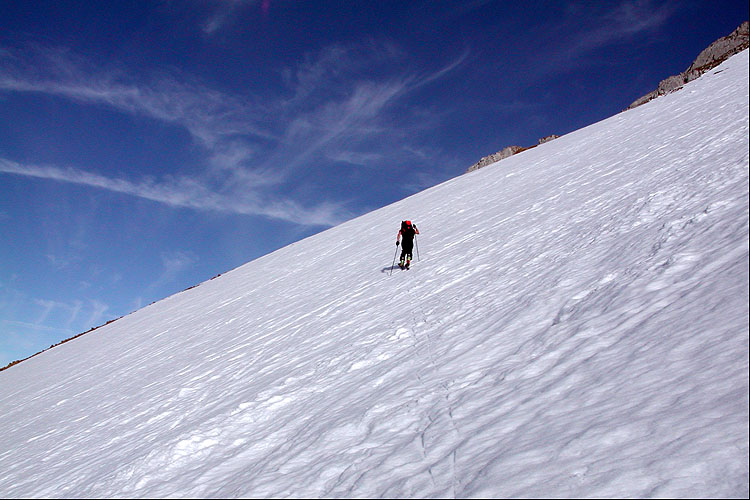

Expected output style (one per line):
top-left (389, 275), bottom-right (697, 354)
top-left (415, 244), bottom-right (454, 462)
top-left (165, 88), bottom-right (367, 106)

top-left (0, 51), bottom-right (748, 498)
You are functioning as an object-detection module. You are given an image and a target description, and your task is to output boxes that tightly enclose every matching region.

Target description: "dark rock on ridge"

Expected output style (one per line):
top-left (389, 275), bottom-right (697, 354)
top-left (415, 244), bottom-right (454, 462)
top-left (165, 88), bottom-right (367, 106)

top-left (467, 21), bottom-right (748, 174)
top-left (628, 21), bottom-right (748, 109)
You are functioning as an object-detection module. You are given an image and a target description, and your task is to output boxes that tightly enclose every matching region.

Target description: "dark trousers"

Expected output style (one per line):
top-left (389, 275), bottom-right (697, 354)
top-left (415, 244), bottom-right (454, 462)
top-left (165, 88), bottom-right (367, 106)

top-left (400, 240), bottom-right (414, 261)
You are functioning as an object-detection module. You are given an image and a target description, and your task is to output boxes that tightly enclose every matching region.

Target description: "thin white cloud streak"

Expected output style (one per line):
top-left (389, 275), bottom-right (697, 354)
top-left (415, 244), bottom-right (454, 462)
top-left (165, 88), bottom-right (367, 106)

top-left (0, 158), bottom-right (347, 226)
top-left (2, 320), bottom-right (73, 335)
top-left (282, 40), bottom-right (406, 109)
top-left (147, 251), bottom-right (197, 293)
top-left (567, 0), bottom-right (676, 54)
top-left (528, 0), bottom-right (677, 77)
top-left (34, 299), bottom-right (59, 325)
top-left (407, 49), bottom-right (470, 92)
top-left (1, 293), bottom-right (91, 339)
top-left (277, 79), bottom-right (409, 171)
top-left (202, 0), bottom-right (258, 35)
top-left (0, 46), bottom-right (275, 151)
top-left (65, 300), bottom-right (83, 330)
top-left (275, 45), bottom-right (468, 172)
top-left (85, 300), bottom-right (109, 330)
top-left (326, 150), bottom-right (383, 166)
top-left (0, 76), bottom-right (273, 149)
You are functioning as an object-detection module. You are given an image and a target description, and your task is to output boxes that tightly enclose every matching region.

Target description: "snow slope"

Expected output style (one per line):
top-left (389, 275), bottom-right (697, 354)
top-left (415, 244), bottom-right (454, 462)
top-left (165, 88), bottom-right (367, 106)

top-left (0, 51), bottom-right (748, 499)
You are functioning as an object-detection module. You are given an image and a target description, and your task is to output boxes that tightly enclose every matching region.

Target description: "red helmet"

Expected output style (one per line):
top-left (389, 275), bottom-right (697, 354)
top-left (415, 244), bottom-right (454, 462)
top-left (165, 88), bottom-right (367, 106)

top-left (405, 220), bottom-right (412, 226)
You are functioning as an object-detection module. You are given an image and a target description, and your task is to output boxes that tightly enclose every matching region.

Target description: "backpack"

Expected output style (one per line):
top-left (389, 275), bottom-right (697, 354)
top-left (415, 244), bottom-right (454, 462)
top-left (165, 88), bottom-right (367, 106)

top-left (400, 220), bottom-right (415, 239)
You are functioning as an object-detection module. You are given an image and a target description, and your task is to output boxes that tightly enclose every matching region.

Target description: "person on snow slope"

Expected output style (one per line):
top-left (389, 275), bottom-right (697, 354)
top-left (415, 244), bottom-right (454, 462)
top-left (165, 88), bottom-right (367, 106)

top-left (396, 220), bottom-right (419, 269)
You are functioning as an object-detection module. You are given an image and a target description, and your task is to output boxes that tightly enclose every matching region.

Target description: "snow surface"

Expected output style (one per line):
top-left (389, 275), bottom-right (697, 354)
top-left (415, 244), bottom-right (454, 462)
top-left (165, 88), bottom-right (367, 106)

top-left (0, 51), bottom-right (748, 499)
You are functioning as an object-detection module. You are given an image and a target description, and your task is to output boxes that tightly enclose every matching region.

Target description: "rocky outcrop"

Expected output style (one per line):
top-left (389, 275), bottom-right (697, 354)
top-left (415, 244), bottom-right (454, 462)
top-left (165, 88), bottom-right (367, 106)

top-left (466, 22), bottom-right (747, 174)
top-left (628, 21), bottom-right (748, 109)
top-left (466, 145), bottom-right (523, 173)
top-left (465, 134), bottom-right (561, 173)
top-left (538, 134), bottom-right (559, 145)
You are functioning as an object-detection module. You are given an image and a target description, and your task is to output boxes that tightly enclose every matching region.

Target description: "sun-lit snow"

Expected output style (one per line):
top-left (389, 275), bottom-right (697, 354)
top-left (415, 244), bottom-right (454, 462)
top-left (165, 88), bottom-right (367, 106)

top-left (1, 51), bottom-right (748, 499)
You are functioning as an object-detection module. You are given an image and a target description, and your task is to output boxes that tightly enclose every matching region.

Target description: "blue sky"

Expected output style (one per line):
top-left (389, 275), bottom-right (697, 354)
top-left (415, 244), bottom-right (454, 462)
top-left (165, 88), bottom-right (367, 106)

top-left (1, 0), bottom-right (747, 366)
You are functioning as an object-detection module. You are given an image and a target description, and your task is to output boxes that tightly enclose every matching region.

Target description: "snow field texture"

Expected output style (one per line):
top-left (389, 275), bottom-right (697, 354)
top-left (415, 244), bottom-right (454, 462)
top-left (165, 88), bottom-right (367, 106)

top-left (0, 51), bottom-right (748, 498)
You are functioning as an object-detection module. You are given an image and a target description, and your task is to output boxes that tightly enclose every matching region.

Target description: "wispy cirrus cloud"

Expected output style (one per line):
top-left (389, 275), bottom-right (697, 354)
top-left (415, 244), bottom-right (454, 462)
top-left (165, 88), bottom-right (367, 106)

top-left (83, 300), bottom-right (109, 330)
top-left (0, 39), bottom-right (465, 226)
top-left (2, 319), bottom-right (73, 337)
top-left (567, 0), bottom-right (676, 53)
top-left (33, 298), bottom-right (105, 333)
top-left (0, 44), bottom-right (354, 225)
top-left (0, 46), bottom-right (274, 148)
top-left (147, 251), bottom-right (198, 293)
top-left (281, 40), bottom-right (406, 107)
top-left (277, 79), bottom-right (410, 171)
top-left (275, 42), bottom-right (468, 170)
top-left (201, 0), bottom-right (262, 35)
top-left (0, 292), bottom-right (103, 342)
top-left (528, 0), bottom-right (677, 76)
top-left (0, 158), bottom-right (348, 226)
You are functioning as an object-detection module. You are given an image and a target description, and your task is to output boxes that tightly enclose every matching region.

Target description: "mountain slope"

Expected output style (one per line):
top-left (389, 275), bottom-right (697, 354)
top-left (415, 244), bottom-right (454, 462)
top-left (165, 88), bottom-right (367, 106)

top-left (1, 51), bottom-right (748, 499)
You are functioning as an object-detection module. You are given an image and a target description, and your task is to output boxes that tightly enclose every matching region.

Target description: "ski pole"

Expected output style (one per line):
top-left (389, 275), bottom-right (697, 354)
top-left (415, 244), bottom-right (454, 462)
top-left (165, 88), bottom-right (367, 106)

top-left (415, 234), bottom-right (420, 261)
top-left (389, 244), bottom-right (399, 275)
